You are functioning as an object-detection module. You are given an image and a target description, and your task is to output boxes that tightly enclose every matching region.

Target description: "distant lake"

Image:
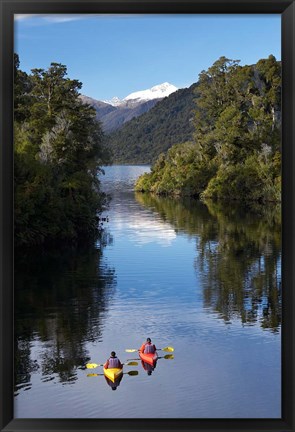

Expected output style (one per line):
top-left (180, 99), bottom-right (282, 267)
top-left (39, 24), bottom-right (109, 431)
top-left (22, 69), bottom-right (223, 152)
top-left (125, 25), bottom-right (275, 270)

top-left (14, 165), bottom-right (281, 419)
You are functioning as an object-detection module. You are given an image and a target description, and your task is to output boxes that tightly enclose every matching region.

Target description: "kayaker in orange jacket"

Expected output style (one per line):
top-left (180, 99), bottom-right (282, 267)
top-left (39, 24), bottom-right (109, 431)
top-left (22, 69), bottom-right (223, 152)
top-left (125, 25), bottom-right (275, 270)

top-left (104, 351), bottom-right (123, 369)
top-left (139, 338), bottom-right (157, 354)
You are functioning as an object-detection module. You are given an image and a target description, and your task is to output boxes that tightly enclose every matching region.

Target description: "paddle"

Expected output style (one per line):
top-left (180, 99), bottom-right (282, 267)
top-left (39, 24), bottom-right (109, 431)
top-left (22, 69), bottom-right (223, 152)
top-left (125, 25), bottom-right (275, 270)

top-left (86, 361), bottom-right (138, 369)
top-left (87, 370), bottom-right (138, 377)
top-left (125, 346), bottom-right (174, 353)
top-left (127, 354), bottom-right (174, 361)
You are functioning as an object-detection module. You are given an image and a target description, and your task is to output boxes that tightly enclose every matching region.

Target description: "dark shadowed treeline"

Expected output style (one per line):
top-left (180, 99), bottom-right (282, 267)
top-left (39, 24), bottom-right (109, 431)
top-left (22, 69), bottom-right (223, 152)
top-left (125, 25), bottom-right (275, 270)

top-left (14, 54), bottom-right (111, 247)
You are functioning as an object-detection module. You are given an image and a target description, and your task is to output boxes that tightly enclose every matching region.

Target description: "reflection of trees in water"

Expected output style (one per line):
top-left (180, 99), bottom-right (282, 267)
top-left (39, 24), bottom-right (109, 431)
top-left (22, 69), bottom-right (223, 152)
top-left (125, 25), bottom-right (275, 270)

top-left (135, 193), bottom-right (281, 332)
top-left (135, 192), bottom-right (210, 237)
top-left (14, 240), bottom-right (116, 392)
top-left (198, 200), bottom-right (281, 332)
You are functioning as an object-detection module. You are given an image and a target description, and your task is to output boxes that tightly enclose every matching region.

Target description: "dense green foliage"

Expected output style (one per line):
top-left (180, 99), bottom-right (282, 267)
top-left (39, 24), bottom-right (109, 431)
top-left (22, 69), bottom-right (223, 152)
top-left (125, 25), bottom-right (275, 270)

top-left (14, 55), bottom-right (110, 246)
top-left (136, 56), bottom-right (281, 203)
top-left (105, 84), bottom-right (197, 164)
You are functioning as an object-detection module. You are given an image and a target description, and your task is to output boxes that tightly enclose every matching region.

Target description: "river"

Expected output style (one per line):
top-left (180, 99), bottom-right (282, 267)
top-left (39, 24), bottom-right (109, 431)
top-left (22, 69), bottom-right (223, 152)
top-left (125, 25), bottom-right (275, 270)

top-left (14, 165), bottom-right (281, 419)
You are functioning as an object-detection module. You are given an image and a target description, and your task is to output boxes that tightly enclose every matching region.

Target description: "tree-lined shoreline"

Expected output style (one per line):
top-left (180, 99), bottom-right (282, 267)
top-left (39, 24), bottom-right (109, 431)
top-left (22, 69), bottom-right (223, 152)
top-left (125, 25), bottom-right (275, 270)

top-left (14, 54), bottom-right (281, 248)
top-left (135, 56), bottom-right (281, 204)
top-left (14, 55), bottom-right (110, 247)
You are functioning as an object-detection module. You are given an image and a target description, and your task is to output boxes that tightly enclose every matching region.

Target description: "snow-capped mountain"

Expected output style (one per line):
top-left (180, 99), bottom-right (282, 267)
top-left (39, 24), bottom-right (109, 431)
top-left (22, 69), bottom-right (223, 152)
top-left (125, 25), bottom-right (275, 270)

top-left (80, 82), bottom-right (178, 133)
top-left (104, 82), bottom-right (178, 107)
top-left (124, 82), bottom-right (178, 103)
top-left (105, 96), bottom-right (122, 107)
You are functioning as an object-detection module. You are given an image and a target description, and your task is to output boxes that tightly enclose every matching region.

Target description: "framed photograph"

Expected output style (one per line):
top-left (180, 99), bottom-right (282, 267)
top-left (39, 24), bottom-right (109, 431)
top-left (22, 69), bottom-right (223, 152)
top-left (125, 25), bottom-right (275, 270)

top-left (1, 0), bottom-right (294, 431)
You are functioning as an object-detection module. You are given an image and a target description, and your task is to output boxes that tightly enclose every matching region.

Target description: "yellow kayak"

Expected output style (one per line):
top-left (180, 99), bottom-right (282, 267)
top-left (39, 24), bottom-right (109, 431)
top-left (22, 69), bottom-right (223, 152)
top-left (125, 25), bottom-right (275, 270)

top-left (103, 367), bottom-right (123, 383)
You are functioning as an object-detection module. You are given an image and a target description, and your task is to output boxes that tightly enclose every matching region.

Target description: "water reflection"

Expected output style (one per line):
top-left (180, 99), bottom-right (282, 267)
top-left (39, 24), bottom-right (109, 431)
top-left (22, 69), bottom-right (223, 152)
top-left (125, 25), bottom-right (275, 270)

top-left (14, 241), bottom-right (116, 394)
top-left (100, 166), bottom-right (176, 247)
top-left (141, 360), bottom-right (157, 375)
top-left (104, 374), bottom-right (123, 390)
top-left (126, 354), bottom-right (173, 376)
top-left (198, 200), bottom-right (281, 332)
top-left (14, 166), bottom-right (280, 418)
top-left (117, 216), bottom-right (177, 246)
top-left (87, 370), bottom-right (139, 390)
top-left (135, 193), bottom-right (281, 332)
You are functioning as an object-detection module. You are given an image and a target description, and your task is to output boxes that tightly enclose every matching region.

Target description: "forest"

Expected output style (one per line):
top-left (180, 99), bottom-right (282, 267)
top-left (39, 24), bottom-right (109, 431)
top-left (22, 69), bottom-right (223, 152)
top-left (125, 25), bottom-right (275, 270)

top-left (14, 54), bottom-right (281, 248)
top-left (135, 56), bottom-right (281, 204)
top-left (14, 55), bottom-right (110, 247)
top-left (106, 83), bottom-right (197, 164)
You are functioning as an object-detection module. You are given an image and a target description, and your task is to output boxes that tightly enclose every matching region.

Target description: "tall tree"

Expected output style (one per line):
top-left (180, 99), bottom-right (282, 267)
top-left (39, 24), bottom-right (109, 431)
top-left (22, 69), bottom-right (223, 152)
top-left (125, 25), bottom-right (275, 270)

top-left (14, 58), bottom-right (109, 246)
top-left (136, 55), bottom-right (281, 203)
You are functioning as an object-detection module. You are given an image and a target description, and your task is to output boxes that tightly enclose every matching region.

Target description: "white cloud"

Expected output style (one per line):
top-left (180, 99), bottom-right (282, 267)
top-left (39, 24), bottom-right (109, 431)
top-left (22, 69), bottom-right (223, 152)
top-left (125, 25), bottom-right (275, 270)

top-left (44, 15), bottom-right (85, 23)
top-left (14, 14), bottom-right (36, 20)
top-left (14, 14), bottom-right (86, 23)
top-left (14, 13), bottom-right (152, 23)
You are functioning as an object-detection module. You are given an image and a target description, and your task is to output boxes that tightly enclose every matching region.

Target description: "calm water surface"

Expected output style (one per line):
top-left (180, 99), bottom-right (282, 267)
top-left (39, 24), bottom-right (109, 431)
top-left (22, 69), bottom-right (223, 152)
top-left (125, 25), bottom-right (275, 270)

top-left (14, 165), bottom-right (281, 418)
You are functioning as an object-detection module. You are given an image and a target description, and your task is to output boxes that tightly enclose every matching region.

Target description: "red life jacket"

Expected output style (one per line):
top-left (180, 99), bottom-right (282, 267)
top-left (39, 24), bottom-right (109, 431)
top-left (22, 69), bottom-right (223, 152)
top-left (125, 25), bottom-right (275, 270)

top-left (144, 342), bottom-right (155, 354)
top-left (108, 357), bottom-right (121, 368)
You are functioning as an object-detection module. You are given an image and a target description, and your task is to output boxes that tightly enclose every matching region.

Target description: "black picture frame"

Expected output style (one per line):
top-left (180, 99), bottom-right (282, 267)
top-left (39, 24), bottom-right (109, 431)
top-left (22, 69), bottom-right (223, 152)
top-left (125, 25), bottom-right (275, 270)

top-left (1, 1), bottom-right (294, 431)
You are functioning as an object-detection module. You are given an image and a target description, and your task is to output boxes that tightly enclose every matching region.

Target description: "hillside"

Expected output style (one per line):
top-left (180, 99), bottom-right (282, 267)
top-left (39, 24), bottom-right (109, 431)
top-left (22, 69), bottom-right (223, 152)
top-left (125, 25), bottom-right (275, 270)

top-left (80, 82), bottom-right (177, 133)
top-left (135, 56), bottom-right (281, 204)
top-left (105, 83), bottom-right (198, 164)
top-left (100, 99), bottom-right (161, 132)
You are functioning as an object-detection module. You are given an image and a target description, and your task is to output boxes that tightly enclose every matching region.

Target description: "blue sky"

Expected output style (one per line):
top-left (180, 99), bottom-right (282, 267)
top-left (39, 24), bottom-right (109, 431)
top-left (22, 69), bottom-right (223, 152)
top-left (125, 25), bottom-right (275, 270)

top-left (15, 14), bottom-right (281, 101)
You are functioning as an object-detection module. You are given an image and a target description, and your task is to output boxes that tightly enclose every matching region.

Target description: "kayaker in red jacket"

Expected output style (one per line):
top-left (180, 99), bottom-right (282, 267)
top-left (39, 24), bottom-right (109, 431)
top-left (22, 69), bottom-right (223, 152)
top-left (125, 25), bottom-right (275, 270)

top-left (139, 338), bottom-right (157, 354)
top-left (104, 351), bottom-right (123, 369)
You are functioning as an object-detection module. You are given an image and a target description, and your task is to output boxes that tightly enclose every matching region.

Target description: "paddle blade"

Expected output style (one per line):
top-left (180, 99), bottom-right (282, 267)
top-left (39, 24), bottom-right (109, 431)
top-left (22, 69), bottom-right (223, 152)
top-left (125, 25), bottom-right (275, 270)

top-left (86, 363), bottom-right (100, 369)
top-left (125, 349), bottom-right (138, 353)
top-left (126, 361), bottom-right (138, 366)
top-left (87, 373), bottom-right (99, 377)
top-left (162, 346), bottom-right (174, 352)
top-left (164, 354), bottom-right (174, 359)
top-left (127, 370), bottom-right (139, 376)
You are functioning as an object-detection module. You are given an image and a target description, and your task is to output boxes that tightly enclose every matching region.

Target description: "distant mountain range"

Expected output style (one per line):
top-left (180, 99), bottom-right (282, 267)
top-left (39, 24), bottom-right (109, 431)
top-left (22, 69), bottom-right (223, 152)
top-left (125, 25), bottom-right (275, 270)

top-left (80, 81), bottom-right (198, 164)
top-left (80, 82), bottom-right (178, 133)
